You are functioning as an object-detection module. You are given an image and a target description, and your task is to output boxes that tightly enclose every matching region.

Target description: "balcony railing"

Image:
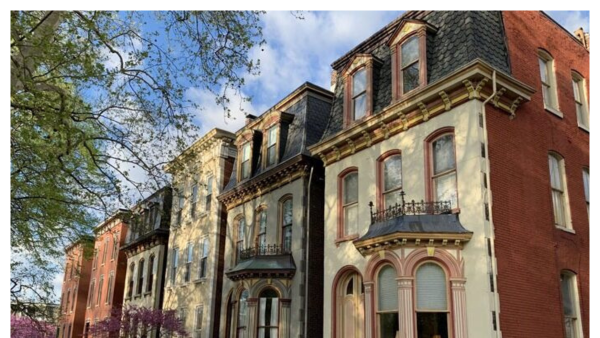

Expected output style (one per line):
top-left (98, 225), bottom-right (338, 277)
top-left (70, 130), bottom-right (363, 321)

top-left (369, 191), bottom-right (451, 224)
top-left (238, 243), bottom-right (291, 261)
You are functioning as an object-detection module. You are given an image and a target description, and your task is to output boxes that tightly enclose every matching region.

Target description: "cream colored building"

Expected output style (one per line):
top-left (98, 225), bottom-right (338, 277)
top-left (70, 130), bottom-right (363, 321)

top-left (217, 83), bottom-right (333, 338)
top-left (163, 128), bottom-right (237, 338)
top-left (309, 12), bottom-right (534, 338)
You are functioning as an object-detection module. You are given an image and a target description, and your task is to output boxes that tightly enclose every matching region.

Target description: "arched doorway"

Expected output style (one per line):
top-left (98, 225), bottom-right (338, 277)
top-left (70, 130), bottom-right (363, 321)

top-left (337, 272), bottom-right (365, 338)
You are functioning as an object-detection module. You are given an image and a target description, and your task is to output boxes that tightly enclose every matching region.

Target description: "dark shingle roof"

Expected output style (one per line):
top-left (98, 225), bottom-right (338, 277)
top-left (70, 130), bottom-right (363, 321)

top-left (356, 214), bottom-right (472, 242)
top-left (322, 11), bottom-right (511, 141)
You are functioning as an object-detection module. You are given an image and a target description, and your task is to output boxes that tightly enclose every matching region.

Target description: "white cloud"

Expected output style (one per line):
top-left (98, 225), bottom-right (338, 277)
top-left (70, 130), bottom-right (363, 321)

top-left (546, 11), bottom-right (589, 34)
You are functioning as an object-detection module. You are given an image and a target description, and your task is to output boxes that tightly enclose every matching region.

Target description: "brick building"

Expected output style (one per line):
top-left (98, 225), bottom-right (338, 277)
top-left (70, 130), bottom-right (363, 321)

top-left (310, 10), bottom-right (588, 338)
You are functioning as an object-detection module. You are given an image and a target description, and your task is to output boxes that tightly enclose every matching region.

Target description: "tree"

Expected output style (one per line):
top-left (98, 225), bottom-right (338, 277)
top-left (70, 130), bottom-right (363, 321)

top-left (11, 315), bottom-right (56, 338)
top-left (11, 10), bottom-right (265, 315)
top-left (89, 306), bottom-right (188, 338)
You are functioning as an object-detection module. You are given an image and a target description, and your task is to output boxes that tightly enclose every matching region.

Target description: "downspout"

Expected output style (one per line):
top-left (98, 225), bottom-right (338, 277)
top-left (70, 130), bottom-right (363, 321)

top-left (481, 70), bottom-right (502, 337)
top-left (304, 165), bottom-right (314, 338)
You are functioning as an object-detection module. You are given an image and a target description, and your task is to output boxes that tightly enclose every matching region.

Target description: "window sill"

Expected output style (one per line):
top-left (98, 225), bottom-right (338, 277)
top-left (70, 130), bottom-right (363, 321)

top-left (335, 234), bottom-right (359, 246)
top-left (578, 124), bottom-right (589, 133)
top-left (194, 278), bottom-right (207, 284)
top-left (143, 291), bottom-right (152, 296)
top-left (544, 106), bottom-right (564, 118)
top-left (556, 226), bottom-right (576, 234)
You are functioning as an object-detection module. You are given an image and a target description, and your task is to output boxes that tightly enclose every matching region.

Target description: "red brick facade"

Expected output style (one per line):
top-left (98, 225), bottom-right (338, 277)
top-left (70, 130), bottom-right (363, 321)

top-left (487, 11), bottom-right (589, 338)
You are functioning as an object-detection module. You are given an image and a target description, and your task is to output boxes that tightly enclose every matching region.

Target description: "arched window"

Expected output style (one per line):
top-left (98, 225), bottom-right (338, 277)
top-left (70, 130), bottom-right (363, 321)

top-left (71, 287), bottom-right (76, 311)
top-left (399, 35), bottom-right (421, 94)
top-left (572, 72), bottom-right (589, 129)
top-left (88, 280), bottom-right (95, 308)
top-left (560, 271), bottom-right (583, 338)
top-left (237, 290), bottom-right (249, 338)
top-left (236, 217), bottom-right (246, 263)
top-left (416, 263), bottom-right (449, 338)
top-left (147, 256), bottom-right (155, 293)
top-left (66, 289), bottom-right (71, 313)
top-left (280, 197), bottom-right (293, 252)
top-left (106, 272), bottom-right (114, 304)
top-left (127, 263), bottom-right (135, 299)
top-left (538, 50), bottom-right (559, 112)
top-left (428, 130), bottom-right (458, 209)
top-left (137, 259), bottom-right (145, 295)
top-left (337, 272), bottom-right (364, 338)
top-left (257, 289), bottom-right (279, 338)
top-left (377, 265), bottom-right (398, 338)
top-left (549, 153), bottom-right (571, 229)
top-left (96, 275), bottom-right (104, 305)
top-left (339, 169), bottom-right (359, 239)
top-left (256, 208), bottom-right (267, 250)
top-left (378, 151), bottom-right (403, 208)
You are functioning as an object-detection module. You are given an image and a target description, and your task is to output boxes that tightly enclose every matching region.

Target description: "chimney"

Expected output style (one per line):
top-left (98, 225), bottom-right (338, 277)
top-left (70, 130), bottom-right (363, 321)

top-left (245, 114), bottom-right (257, 125)
top-left (330, 70), bottom-right (338, 92)
top-left (574, 27), bottom-right (590, 50)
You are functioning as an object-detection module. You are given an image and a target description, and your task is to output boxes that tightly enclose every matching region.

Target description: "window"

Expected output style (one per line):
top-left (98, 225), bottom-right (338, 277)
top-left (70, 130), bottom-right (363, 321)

top-left (539, 50), bottom-right (559, 112)
top-left (112, 235), bottom-right (119, 260)
top-left (177, 186), bottom-right (184, 225)
top-left (377, 265), bottom-right (399, 338)
top-left (102, 238), bottom-right (108, 265)
top-left (185, 244), bottom-right (193, 283)
top-left (549, 153), bottom-right (571, 228)
top-left (205, 176), bottom-right (213, 213)
top-left (340, 170), bottom-right (359, 238)
top-left (127, 263), bottom-right (135, 299)
top-left (582, 169), bottom-right (589, 215)
top-left (147, 256), bottom-right (155, 293)
top-left (106, 272), bottom-right (113, 304)
top-left (256, 209), bottom-right (267, 249)
top-left (400, 36), bottom-right (421, 94)
top-left (194, 305), bottom-right (204, 338)
top-left (560, 271), bottom-right (583, 338)
top-left (351, 68), bottom-right (367, 121)
top-left (137, 259), bottom-right (145, 295)
top-left (88, 280), bottom-right (95, 307)
top-left (380, 152), bottom-right (403, 208)
top-left (70, 262), bottom-right (74, 279)
top-left (96, 275), bottom-right (103, 306)
top-left (198, 238), bottom-right (209, 279)
top-left (572, 74), bottom-right (589, 129)
top-left (257, 289), bottom-right (279, 338)
top-left (336, 272), bottom-right (364, 338)
top-left (191, 183), bottom-right (199, 219)
top-left (171, 248), bottom-right (179, 285)
top-left (66, 289), bottom-right (71, 313)
top-left (92, 248), bottom-right (98, 270)
top-left (237, 290), bottom-right (249, 338)
top-left (429, 132), bottom-right (458, 209)
top-left (71, 287), bottom-right (76, 312)
top-left (281, 198), bottom-right (293, 252)
top-left (179, 308), bottom-right (187, 328)
top-left (241, 143), bottom-right (251, 180)
top-left (416, 263), bottom-right (449, 338)
top-left (266, 126), bottom-right (278, 167)
top-left (236, 217), bottom-right (246, 263)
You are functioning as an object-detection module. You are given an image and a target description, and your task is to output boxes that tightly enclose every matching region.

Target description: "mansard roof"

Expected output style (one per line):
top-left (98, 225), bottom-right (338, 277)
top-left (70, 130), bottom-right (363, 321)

top-left (322, 11), bottom-right (511, 141)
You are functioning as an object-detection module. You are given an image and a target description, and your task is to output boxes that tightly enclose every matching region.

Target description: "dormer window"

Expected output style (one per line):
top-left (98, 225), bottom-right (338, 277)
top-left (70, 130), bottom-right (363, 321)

top-left (266, 126), bottom-right (278, 166)
top-left (351, 68), bottom-right (367, 120)
top-left (241, 142), bottom-right (251, 180)
top-left (400, 36), bottom-right (420, 93)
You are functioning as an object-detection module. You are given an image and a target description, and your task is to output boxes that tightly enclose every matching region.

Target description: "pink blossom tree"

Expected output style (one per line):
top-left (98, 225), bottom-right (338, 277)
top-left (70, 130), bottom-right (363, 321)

top-left (11, 315), bottom-right (55, 338)
top-left (89, 305), bottom-right (189, 338)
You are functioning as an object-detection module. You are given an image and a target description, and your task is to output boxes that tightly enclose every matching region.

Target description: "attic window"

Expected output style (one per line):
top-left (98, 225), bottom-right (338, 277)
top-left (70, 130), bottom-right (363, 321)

top-left (265, 125), bottom-right (278, 167)
top-left (240, 142), bottom-right (251, 180)
top-left (342, 54), bottom-right (381, 128)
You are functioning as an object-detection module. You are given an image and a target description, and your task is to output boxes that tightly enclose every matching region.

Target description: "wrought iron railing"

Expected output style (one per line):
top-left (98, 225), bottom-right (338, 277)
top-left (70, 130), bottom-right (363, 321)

top-left (369, 191), bottom-right (451, 224)
top-left (238, 243), bottom-right (291, 261)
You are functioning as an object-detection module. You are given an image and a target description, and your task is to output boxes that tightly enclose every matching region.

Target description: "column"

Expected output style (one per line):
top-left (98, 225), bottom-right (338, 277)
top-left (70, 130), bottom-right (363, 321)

top-left (363, 282), bottom-right (374, 338)
top-left (450, 278), bottom-right (468, 338)
top-left (247, 298), bottom-right (258, 338)
top-left (279, 299), bottom-right (291, 338)
top-left (397, 277), bottom-right (415, 338)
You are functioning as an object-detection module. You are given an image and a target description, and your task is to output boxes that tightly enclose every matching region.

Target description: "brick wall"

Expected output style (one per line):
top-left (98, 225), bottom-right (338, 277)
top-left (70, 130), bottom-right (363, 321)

top-left (486, 11), bottom-right (589, 338)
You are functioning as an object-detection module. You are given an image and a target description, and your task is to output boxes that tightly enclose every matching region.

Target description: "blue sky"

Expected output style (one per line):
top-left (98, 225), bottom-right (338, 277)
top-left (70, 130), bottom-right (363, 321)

top-left (49, 9), bottom-right (590, 299)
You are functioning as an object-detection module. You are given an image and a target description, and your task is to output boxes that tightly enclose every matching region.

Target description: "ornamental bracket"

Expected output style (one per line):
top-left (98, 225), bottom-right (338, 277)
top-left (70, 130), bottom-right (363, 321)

top-left (379, 122), bottom-right (390, 139)
top-left (439, 91), bottom-right (452, 111)
top-left (463, 80), bottom-right (476, 99)
top-left (361, 131), bottom-right (372, 147)
top-left (475, 77), bottom-right (489, 97)
top-left (346, 138), bottom-right (356, 154)
top-left (492, 88), bottom-right (506, 107)
top-left (331, 146), bottom-right (341, 161)
top-left (417, 102), bottom-right (430, 121)
top-left (509, 97), bottom-right (524, 120)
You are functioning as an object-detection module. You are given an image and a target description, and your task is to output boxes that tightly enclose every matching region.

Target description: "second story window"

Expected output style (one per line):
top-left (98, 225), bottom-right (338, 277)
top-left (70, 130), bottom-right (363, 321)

top-left (205, 176), bottom-right (213, 213)
top-left (429, 132), bottom-right (458, 209)
top-left (549, 153), bottom-right (570, 229)
top-left (400, 36), bottom-right (421, 94)
top-left (137, 259), bottom-right (145, 295)
top-left (538, 50), bottom-right (559, 113)
top-left (256, 209), bottom-right (267, 248)
top-left (92, 248), bottom-right (98, 270)
top-left (281, 198), bottom-right (293, 252)
top-left (582, 168), bottom-right (589, 216)
top-left (266, 126), bottom-right (278, 167)
top-left (185, 244), bottom-right (193, 283)
top-left (198, 237), bottom-right (209, 279)
top-left (241, 143), bottom-right (251, 180)
top-left (341, 170), bottom-right (359, 238)
top-left (102, 238), bottom-right (108, 265)
top-left (170, 248), bottom-right (179, 285)
top-left (177, 186), bottom-right (184, 225)
top-left (191, 183), bottom-right (198, 219)
top-left (572, 74), bottom-right (589, 130)
top-left (112, 234), bottom-right (118, 260)
top-left (380, 152), bottom-right (403, 208)
top-left (106, 272), bottom-right (113, 304)
top-left (147, 256), bottom-right (155, 294)
top-left (127, 264), bottom-right (134, 299)
top-left (236, 217), bottom-right (245, 263)
top-left (351, 68), bottom-right (367, 121)
top-left (96, 275), bottom-right (103, 306)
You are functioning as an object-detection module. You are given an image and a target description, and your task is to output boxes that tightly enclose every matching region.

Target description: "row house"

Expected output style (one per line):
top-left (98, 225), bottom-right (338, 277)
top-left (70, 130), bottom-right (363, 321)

top-left (162, 128), bottom-right (237, 338)
top-left (120, 187), bottom-right (173, 337)
top-left (57, 237), bottom-right (94, 338)
top-left (83, 210), bottom-right (130, 337)
top-left (309, 10), bottom-right (588, 338)
top-left (217, 83), bottom-right (333, 338)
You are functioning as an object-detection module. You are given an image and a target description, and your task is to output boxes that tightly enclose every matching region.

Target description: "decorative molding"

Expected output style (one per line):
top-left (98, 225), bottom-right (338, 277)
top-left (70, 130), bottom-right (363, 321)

top-left (379, 122), bottom-right (390, 139)
top-left (439, 91), bottom-right (452, 111)
top-left (417, 102), bottom-right (430, 121)
top-left (361, 131), bottom-right (372, 147)
top-left (346, 139), bottom-right (356, 154)
top-left (492, 87), bottom-right (506, 107)
top-left (331, 146), bottom-right (341, 161)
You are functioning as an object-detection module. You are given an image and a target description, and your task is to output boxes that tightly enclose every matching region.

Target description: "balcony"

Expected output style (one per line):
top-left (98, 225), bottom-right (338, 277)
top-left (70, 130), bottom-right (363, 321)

top-left (353, 192), bottom-right (472, 255)
top-left (226, 244), bottom-right (295, 281)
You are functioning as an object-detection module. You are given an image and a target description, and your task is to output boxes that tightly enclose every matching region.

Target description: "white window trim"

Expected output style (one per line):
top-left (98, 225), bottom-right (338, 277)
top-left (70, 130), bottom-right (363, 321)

top-left (538, 50), bottom-right (562, 116)
top-left (549, 153), bottom-right (574, 231)
top-left (561, 271), bottom-right (584, 338)
top-left (572, 73), bottom-right (589, 131)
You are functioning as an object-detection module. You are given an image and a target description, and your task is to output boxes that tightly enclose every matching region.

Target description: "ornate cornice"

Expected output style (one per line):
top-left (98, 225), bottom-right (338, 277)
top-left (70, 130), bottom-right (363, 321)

top-left (354, 232), bottom-right (472, 257)
top-left (308, 59), bottom-right (535, 166)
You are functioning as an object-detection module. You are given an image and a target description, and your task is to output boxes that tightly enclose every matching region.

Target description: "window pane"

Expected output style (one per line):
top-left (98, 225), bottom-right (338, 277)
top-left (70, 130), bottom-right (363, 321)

top-left (384, 155), bottom-right (402, 192)
top-left (259, 211), bottom-right (267, 234)
top-left (352, 68), bottom-right (366, 96)
top-left (238, 290), bottom-right (248, 328)
top-left (433, 135), bottom-right (455, 174)
top-left (572, 80), bottom-right (581, 102)
top-left (548, 155), bottom-right (562, 190)
top-left (344, 205), bottom-right (357, 236)
top-left (283, 200), bottom-right (293, 225)
top-left (583, 170), bottom-right (589, 202)
top-left (539, 58), bottom-right (548, 83)
top-left (576, 103), bottom-right (587, 128)
top-left (353, 93), bottom-right (367, 120)
top-left (401, 36), bottom-right (419, 67)
top-left (561, 274), bottom-right (574, 316)
top-left (417, 312), bottom-right (448, 338)
top-left (344, 173), bottom-right (358, 204)
top-left (552, 190), bottom-right (566, 227)
top-left (434, 173), bottom-right (457, 208)
top-left (267, 145), bottom-right (276, 165)
top-left (384, 190), bottom-right (404, 208)
top-left (283, 226), bottom-right (292, 252)
top-left (542, 84), bottom-right (551, 107)
top-left (243, 143), bottom-right (251, 161)
top-left (403, 61), bottom-right (420, 93)
top-left (377, 265), bottom-right (398, 311)
top-left (268, 127), bottom-right (277, 146)
top-left (416, 263), bottom-right (447, 310)
top-left (379, 313), bottom-right (399, 338)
